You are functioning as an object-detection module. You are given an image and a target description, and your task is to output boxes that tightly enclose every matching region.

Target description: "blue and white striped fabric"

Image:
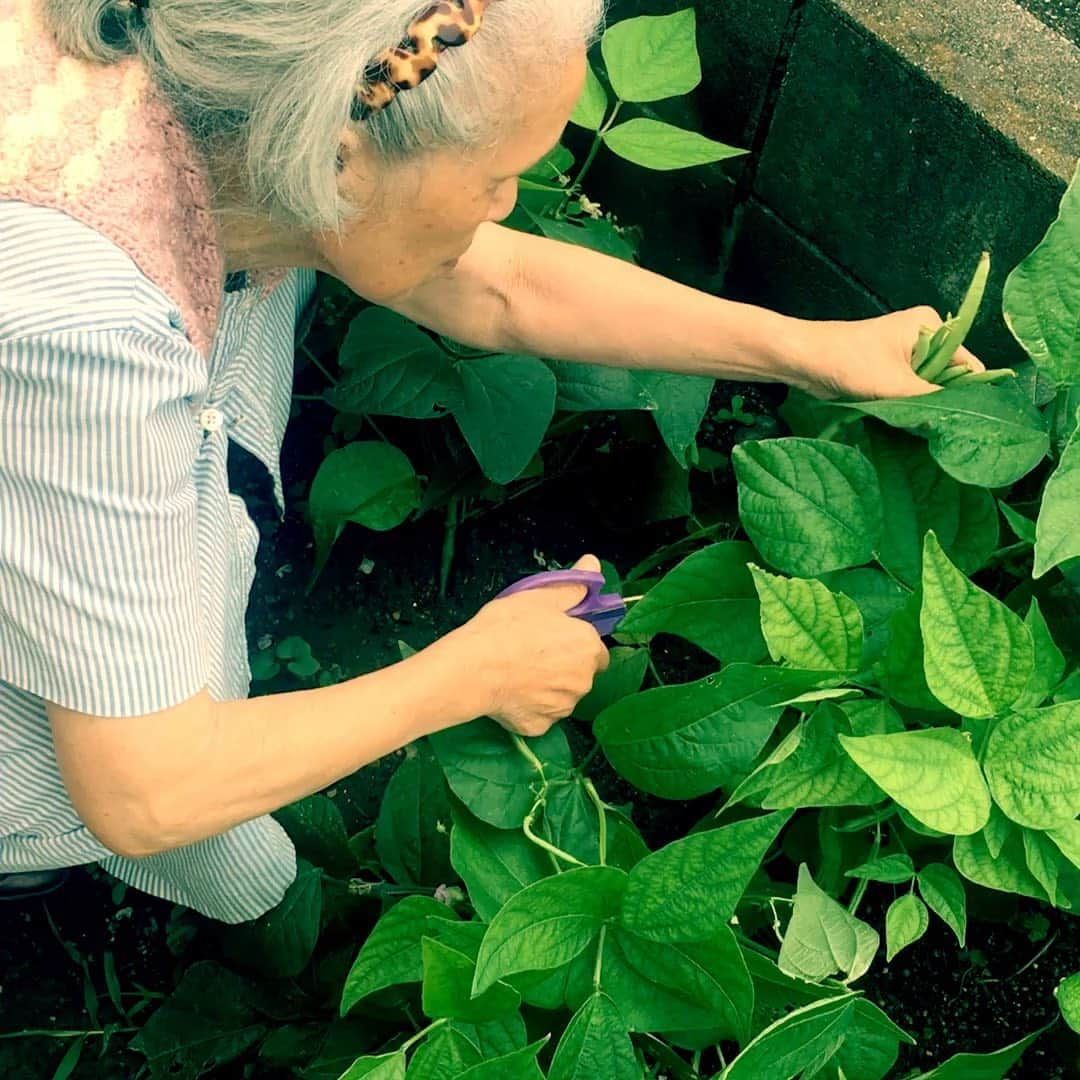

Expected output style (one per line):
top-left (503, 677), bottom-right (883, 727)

top-left (0, 199), bottom-right (316, 923)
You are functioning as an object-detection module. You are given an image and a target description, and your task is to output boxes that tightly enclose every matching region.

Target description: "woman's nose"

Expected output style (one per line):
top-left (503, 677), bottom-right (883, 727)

top-left (489, 178), bottom-right (519, 223)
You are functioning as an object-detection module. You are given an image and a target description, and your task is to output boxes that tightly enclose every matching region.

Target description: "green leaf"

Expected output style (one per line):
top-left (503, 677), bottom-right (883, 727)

top-left (549, 362), bottom-right (654, 413)
top-left (375, 745), bottom-right (454, 887)
top-left (430, 720), bottom-right (571, 829)
top-left (449, 806), bottom-right (552, 922)
top-left (999, 500), bottom-right (1037, 544)
top-left (983, 702), bottom-right (1080, 829)
top-left (911, 1025), bottom-right (1048, 1078)
top-left (453, 355), bottom-right (557, 484)
top-left (1022, 828), bottom-right (1067, 907)
top-left (874, 589), bottom-right (943, 712)
top-left (864, 425), bottom-right (997, 586)
top-left (405, 1025), bottom-right (481, 1080)
top-left (439, 1016), bottom-right (527, 1064)
top-left (751, 566), bottom-right (863, 671)
top-left (1016, 598), bottom-right (1067, 708)
top-left (755, 701), bottom-right (890, 810)
top-left (845, 854), bottom-right (915, 884)
top-left (1003, 162), bottom-right (1080, 385)
top-left (833, 999), bottom-right (916, 1080)
top-left (953, 827), bottom-right (1049, 903)
top-left (221, 861), bottom-right (322, 979)
top-left (637, 371), bottom-right (715, 466)
top-left (528, 210), bottom-right (637, 262)
top-left (723, 995), bottom-right (857, 1080)
top-left (421, 938), bottom-right (520, 1023)
top-left (603, 118), bottom-right (746, 171)
top-left (820, 568), bottom-right (907, 666)
top-left (839, 729), bottom-right (991, 836)
top-left (274, 795), bottom-right (355, 878)
top-left (340, 896), bottom-right (458, 1014)
top-left (983, 803), bottom-right (1012, 858)
top-left (130, 962), bottom-right (267, 1077)
top-left (572, 647), bottom-right (649, 723)
top-left (916, 863), bottom-right (967, 946)
top-left (51, 1037), bottom-right (85, 1080)
top-left (843, 383), bottom-right (1049, 488)
top-left (595, 665), bottom-right (827, 799)
top-left (456, 1041), bottom-right (547, 1080)
top-left (601, 10), bottom-right (701, 102)
top-left (733, 439), bottom-right (883, 577)
top-left (310, 442), bottom-right (421, 575)
top-left (1056, 972), bottom-right (1080, 1033)
top-left (473, 867), bottom-right (627, 993)
top-left (621, 812), bottom-right (789, 941)
top-left (570, 61), bottom-right (608, 130)
top-left (920, 532), bottom-right (1034, 717)
top-left (617, 543), bottom-right (767, 662)
top-left (549, 993), bottom-right (639, 1080)
top-left (779, 865), bottom-right (879, 984)
top-left (604, 927), bottom-right (755, 1043)
top-left (884, 894), bottom-right (929, 961)
top-left (331, 308), bottom-right (461, 418)
top-left (1034, 409), bottom-right (1080, 577)
top-left (339, 1052), bottom-right (406, 1080)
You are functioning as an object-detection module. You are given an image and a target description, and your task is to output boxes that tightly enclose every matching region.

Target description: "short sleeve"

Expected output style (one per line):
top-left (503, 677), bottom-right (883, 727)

top-left (0, 202), bottom-right (210, 716)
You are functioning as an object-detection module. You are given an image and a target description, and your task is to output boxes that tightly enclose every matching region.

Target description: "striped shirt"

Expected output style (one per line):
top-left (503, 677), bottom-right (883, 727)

top-left (0, 199), bottom-right (316, 923)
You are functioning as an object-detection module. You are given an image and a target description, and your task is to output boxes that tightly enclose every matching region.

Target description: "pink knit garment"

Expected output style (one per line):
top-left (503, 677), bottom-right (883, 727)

top-left (0, 0), bottom-right (224, 356)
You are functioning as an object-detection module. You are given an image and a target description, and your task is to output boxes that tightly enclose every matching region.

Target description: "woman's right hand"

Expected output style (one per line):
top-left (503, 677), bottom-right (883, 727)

top-left (452, 554), bottom-right (611, 738)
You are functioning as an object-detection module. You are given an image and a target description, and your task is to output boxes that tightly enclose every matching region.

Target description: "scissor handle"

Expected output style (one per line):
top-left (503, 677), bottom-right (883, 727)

top-left (496, 570), bottom-right (627, 636)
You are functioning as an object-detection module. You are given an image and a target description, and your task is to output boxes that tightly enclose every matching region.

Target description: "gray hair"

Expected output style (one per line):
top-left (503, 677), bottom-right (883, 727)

top-left (42, 0), bottom-right (605, 230)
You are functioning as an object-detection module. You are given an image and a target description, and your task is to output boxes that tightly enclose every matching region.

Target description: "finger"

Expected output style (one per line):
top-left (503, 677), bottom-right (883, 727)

top-left (517, 553), bottom-right (604, 612)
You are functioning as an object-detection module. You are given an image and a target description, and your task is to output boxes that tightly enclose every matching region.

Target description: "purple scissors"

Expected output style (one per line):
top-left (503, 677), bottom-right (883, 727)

top-left (496, 570), bottom-right (628, 637)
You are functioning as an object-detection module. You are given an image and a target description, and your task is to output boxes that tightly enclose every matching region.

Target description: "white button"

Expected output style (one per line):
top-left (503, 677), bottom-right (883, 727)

top-left (198, 407), bottom-right (224, 433)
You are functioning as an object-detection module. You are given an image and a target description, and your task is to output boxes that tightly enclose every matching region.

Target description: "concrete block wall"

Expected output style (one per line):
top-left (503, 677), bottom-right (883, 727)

top-left (598, 0), bottom-right (1080, 366)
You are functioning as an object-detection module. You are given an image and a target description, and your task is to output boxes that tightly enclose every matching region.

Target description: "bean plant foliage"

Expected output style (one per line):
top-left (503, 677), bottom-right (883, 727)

top-left (119, 10), bottom-right (1080, 1080)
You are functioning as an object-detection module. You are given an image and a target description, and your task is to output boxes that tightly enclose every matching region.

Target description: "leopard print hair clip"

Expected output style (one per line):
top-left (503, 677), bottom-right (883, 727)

top-left (350, 1), bottom-right (493, 121)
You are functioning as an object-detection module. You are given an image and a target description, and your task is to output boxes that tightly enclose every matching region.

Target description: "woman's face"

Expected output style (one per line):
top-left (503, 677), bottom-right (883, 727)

top-left (316, 49), bottom-right (587, 303)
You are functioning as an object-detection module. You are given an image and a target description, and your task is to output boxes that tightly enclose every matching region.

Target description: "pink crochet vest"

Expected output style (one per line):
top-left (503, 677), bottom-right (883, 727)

top-left (0, 0), bottom-right (223, 356)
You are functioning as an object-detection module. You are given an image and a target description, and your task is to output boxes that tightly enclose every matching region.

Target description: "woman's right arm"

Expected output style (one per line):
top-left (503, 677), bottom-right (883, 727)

top-left (48, 563), bottom-right (609, 859)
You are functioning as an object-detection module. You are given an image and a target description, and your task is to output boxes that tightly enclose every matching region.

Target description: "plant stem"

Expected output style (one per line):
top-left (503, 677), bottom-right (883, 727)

top-left (512, 733), bottom-right (548, 784)
top-left (647, 654), bottom-right (666, 688)
top-left (348, 881), bottom-right (443, 899)
top-left (624, 520), bottom-right (727, 583)
top-left (300, 344), bottom-right (339, 387)
top-left (593, 924), bottom-right (607, 990)
top-left (399, 1017), bottom-right (448, 1055)
top-left (364, 415), bottom-right (391, 443)
top-left (571, 101), bottom-right (623, 197)
top-left (638, 1034), bottom-right (696, 1080)
top-left (578, 740), bottom-right (603, 772)
top-left (0, 1029), bottom-right (137, 1041)
top-left (440, 497), bottom-right (460, 598)
top-left (848, 822), bottom-right (882, 917)
top-left (582, 778), bottom-right (608, 866)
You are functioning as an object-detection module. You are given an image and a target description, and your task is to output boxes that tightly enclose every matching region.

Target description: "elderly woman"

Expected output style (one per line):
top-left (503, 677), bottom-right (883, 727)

top-left (0, 0), bottom-right (980, 921)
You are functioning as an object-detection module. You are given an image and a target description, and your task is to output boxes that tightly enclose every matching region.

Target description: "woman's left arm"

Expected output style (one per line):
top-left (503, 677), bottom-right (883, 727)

top-left (390, 222), bottom-right (981, 401)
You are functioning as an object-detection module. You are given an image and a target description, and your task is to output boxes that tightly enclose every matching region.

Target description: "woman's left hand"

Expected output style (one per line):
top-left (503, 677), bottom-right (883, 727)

top-left (783, 306), bottom-right (986, 401)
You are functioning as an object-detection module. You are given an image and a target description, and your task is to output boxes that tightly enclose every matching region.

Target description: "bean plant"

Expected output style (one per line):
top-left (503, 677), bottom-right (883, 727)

top-left (112, 13), bottom-right (1080, 1080)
